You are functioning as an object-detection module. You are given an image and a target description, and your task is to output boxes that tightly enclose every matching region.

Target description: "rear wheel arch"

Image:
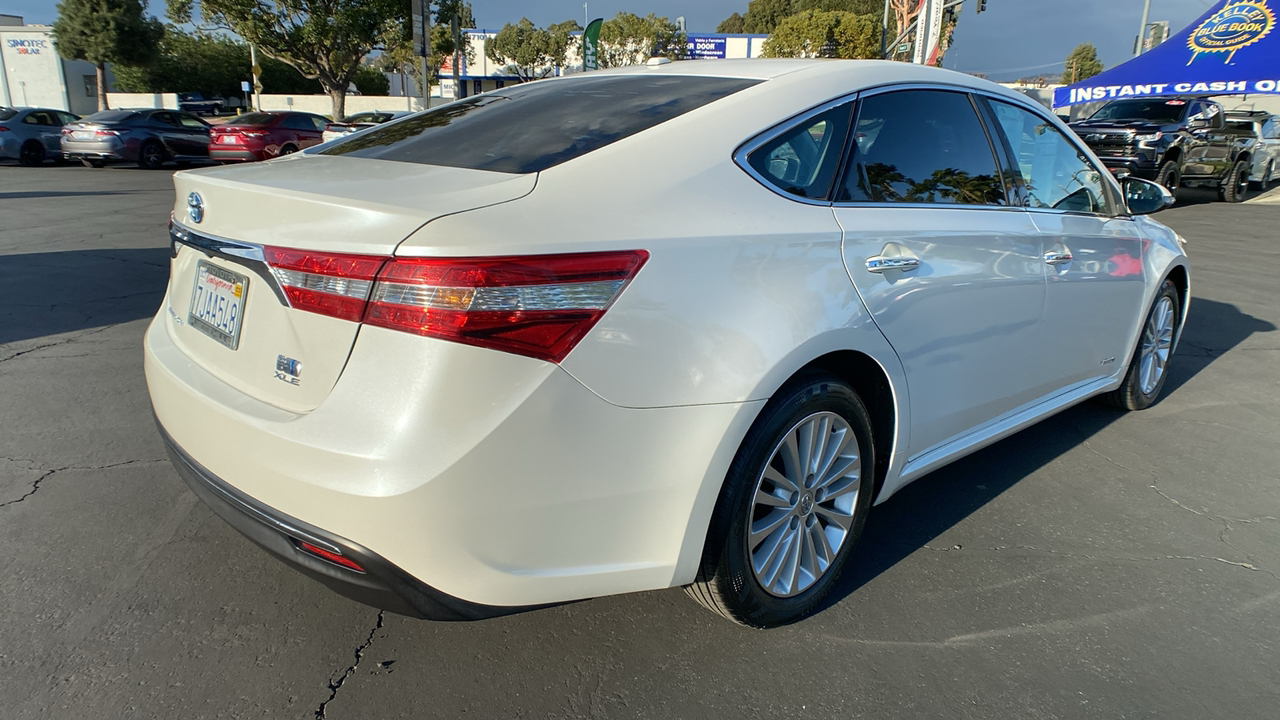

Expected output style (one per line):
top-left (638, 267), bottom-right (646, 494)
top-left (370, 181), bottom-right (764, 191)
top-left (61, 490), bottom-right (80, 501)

top-left (802, 351), bottom-right (898, 500)
top-left (1164, 264), bottom-right (1190, 341)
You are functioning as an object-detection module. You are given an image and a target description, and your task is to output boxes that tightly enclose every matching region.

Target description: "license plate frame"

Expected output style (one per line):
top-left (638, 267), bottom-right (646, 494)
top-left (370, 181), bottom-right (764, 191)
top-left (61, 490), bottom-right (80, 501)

top-left (72, 130), bottom-right (93, 141)
top-left (187, 261), bottom-right (249, 350)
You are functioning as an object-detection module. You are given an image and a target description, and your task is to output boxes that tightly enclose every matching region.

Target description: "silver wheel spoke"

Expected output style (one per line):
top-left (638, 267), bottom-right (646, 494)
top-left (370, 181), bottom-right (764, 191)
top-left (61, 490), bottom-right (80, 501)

top-left (1138, 296), bottom-right (1175, 395)
top-left (747, 411), bottom-right (864, 598)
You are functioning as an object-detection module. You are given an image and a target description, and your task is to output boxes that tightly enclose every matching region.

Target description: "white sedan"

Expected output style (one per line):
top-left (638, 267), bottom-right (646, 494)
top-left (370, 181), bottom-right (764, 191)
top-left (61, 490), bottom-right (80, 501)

top-left (146, 59), bottom-right (1190, 627)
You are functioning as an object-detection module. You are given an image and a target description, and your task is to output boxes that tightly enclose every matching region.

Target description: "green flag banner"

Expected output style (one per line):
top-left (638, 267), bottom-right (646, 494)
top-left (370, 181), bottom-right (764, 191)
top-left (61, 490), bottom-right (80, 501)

top-left (583, 18), bottom-right (603, 70)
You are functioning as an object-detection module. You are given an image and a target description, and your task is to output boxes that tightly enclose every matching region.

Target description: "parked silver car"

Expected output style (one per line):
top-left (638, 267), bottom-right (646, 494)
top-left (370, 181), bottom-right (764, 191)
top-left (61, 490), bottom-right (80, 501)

top-left (0, 107), bottom-right (80, 166)
top-left (61, 108), bottom-right (212, 169)
top-left (1224, 111), bottom-right (1280, 188)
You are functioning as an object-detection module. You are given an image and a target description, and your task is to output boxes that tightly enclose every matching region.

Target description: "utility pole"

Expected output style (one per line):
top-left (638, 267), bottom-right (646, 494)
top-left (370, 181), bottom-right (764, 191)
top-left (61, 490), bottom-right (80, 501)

top-left (1135, 0), bottom-right (1152, 56)
top-left (881, 0), bottom-right (891, 58)
top-left (249, 43), bottom-right (261, 111)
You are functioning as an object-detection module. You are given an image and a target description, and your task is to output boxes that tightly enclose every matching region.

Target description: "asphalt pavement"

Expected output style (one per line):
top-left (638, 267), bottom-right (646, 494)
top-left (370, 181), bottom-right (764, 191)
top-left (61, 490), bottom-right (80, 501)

top-left (1, 163), bottom-right (1277, 719)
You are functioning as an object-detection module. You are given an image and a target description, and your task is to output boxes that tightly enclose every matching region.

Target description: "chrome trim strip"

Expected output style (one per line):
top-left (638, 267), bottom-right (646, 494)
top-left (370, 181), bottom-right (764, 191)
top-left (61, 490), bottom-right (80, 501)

top-left (169, 220), bottom-right (290, 306)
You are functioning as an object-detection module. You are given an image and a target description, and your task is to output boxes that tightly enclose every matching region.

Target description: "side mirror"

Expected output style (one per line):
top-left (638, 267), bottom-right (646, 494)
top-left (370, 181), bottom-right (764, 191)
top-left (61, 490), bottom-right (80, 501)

top-left (1123, 177), bottom-right (1175, 214)
top-left (1188, 117), bottom-right (1208, 129)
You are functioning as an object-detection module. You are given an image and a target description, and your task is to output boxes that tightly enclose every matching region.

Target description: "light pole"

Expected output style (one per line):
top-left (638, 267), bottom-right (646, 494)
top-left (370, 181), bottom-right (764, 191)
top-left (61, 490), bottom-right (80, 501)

top-left (881, 0), bottom-right (891, 58)
top-left (1135, 0), bottom-right (1152, 56)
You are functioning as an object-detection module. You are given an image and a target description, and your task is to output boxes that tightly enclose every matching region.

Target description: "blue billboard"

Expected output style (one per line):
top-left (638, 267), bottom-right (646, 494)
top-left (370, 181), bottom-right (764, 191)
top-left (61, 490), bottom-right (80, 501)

top-left (687, 36), bottom-right (727, 60)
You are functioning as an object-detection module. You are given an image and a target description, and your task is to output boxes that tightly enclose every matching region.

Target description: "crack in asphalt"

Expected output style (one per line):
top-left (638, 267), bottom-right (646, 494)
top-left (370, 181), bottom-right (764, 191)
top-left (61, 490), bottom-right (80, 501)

top-left (315, 611), bottom-right (385, 720)
top-left (0, 323), bottom-right (122, 364)
top-left (0, 459), bottom-right (166, 509)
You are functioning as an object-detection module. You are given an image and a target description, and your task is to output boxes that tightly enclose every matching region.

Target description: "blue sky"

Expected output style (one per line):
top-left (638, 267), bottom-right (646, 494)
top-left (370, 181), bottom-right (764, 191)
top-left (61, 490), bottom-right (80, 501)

top-left (3, 0), bottom-right (1226, 80)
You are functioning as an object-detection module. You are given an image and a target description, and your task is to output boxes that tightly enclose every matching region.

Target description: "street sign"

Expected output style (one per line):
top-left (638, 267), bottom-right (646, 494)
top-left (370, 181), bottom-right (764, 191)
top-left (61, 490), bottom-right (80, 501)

top-left (253, 81), bottom-right (263, 93)
top-left (897, 42), bottom-right (912, 53)
top-left (411, 0), bottom-right (428, 57)
top-left (241, 80), bottom-right (250, 92)
top-left (251, 64), bottom-right (261, 76)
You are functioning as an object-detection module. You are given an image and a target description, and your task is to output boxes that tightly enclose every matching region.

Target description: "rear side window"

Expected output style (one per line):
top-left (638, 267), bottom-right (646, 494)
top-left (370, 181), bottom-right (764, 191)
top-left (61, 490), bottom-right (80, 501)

top-left (229, 113), bottom-right (277, 126)
top-left (746, 103), bottom-right (853, 200)
top-left (839, 90), bottom-right (1006, 206)
top-left (84, 110), bottom-right (138, 123)
top-left (0, 108), bottom-right (17, 121)
top-left (321, 75), bottom-right (760, 173)
top-left (283, 114), bottom-right (316, 130)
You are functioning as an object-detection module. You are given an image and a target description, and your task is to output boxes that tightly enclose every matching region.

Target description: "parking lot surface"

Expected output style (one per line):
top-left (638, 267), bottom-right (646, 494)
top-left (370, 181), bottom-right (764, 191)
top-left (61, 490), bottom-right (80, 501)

top-left (2, 164), bottom-right (1277, 719)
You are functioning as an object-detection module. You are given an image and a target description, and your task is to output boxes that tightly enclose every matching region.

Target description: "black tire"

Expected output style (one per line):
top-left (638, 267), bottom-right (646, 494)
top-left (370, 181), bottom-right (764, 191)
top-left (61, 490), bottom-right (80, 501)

top-left (137, 140), bottom-right (167, 170)
top-left (18, 141), bottom-right (44, 166)
top-left (81, 158), bottom-right (104, 168)
top-left (686, 370), bottom-right (875, 628)
top-left (278, 144), bottom-right (298, 156)
top-left (1219, 159), bottom-right (1249, 203)
top-left (1155, 161), bottom-right (1181, 202)
top-left (1100, 280), bottom-right (1180, 411)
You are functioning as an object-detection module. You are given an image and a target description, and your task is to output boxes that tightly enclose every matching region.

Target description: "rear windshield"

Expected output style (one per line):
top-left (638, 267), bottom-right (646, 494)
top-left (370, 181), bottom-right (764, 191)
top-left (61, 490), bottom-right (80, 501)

top-left (320, 75), bottom-right (759, 173)
top-left (0, 108), bottom-right (17, 121)
top-left (227, 113), bottom-right (278, 126)
top-left (84, 110), bottom-right (140, 123)
top-left (1089, 100), bottom-right (1188, 123)
top-left (1226, 121), bottom-right (1257, 134)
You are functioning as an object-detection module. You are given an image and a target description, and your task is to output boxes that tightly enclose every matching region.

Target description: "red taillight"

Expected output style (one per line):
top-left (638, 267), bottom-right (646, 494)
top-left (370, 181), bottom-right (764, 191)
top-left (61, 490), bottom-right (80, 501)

top-left (95, 129), bottom-right (120, 137)
top-left (0, 126), bottom-right (9, 132)
top-left (365, 251), bottom-right (649, 363)
top-left (262, 246), bottom-right (648, 363)
top-left (263, 246), bottom-right (386, 322)
top-left (296, 541), bottom-right (366, 573)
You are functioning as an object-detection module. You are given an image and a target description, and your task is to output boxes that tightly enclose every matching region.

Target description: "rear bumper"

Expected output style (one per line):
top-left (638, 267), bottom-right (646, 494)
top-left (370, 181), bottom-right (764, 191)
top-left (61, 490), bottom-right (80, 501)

top-left (144, 305), bottom-right (760, 609)
top-left (62, 139), bottom-right (132, 162)
top-left (159, 420), bottom-right (538, 620)
top-left (209, 148), bottom-right (262, 162)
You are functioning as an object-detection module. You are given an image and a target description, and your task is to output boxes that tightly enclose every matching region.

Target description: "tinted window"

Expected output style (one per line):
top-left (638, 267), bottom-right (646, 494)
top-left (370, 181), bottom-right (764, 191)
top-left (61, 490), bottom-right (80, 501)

top-left (151, 112), bottom-right (178, 126)
top-left (322, 75), bottom-right (759, 173)
top-left (0, 108), bottom-right (17, 122)
top-left (23, 111), bottom-right (56, 126)
top-left (177, 113), bottom-right (208, 129)
top-left (1089, 99), bottom-right (1187, 123)
top-left (58, 112), bottom-right (79, 125)
top-left (282, 114), bottom-right (314, 130)
top-left (839, 90), bottom-right (1005, 206)
top-left (84, 110), bottom-right (139, 124)
top-left (989, 100), bottom-right (1115, 215)
top-left (228, 113), bottom-right (278, 126)
top-left (747, 103), bottom-right (852, 200)
top-left (1226, 121), bottom-right (1257, 135)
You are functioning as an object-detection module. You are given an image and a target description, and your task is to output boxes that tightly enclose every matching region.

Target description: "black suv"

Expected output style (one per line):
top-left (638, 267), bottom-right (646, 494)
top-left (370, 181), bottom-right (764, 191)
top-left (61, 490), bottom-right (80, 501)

top-left (1071, 97), bottom-right (1253, 202)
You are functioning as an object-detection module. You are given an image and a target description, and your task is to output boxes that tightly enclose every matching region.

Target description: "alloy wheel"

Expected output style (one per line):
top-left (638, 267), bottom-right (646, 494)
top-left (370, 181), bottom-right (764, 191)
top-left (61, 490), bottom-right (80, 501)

top-left (1139, 295), bottom-right (1175, 395)
top-left (748, 411), bottom-right (861, 598)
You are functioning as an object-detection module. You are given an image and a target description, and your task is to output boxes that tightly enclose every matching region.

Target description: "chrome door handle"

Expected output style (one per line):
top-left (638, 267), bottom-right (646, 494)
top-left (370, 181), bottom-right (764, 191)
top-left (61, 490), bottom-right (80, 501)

top-left (1044, 251), bottom-right (1073, 265)
top-left (866, 256), bottom-right (920, 273)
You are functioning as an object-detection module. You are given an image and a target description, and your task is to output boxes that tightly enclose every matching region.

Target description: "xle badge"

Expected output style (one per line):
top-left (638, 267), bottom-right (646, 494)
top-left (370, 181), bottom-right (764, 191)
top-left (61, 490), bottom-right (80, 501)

top-left (275, 355), bottom-right (302, 386)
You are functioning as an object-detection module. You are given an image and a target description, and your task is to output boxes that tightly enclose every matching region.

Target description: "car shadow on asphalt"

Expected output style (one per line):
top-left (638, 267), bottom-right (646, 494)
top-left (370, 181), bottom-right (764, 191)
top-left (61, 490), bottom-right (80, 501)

top-left (0, 191), bottom-right (142, 200)
top-left (0, 247), bottom-right (170, 345)
top-left (817, 296), bottom-right (1277, 618)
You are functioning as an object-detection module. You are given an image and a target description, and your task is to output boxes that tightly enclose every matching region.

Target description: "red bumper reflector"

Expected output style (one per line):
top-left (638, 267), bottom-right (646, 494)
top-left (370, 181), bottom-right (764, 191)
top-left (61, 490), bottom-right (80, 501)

top-left (297, 541), bottom-right (366, 574)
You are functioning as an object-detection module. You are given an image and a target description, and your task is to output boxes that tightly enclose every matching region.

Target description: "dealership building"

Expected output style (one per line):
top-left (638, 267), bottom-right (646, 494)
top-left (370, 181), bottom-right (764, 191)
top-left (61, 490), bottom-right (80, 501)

top-left (1, 19), bottom-right (104, 116)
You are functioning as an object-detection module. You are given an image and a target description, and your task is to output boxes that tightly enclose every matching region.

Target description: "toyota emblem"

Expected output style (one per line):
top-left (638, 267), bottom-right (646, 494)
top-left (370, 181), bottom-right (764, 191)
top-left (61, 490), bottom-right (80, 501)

top-left (187, 192), bottom-right (204, 224)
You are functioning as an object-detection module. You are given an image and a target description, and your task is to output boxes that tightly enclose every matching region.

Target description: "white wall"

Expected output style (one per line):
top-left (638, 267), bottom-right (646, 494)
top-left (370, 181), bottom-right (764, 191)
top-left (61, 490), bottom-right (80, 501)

top-left (1, 27), bottom-right (66, 110)
top-left (104, 92), bottom-right (179, 110)
top-left (256, 94), bottom-right (432, 117)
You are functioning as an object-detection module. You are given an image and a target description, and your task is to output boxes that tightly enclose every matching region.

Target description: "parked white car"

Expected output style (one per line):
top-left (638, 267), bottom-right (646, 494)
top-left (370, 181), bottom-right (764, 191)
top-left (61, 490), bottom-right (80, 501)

top-left (321, 111), bottom-right (411, 143)
top-left (146, 59), bottom-right (1190, 627)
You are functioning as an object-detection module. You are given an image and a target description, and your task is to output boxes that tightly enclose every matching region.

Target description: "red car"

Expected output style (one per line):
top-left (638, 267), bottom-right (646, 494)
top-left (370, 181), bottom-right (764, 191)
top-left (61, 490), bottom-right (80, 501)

top-left (209, 111), bottom-right (328, 163)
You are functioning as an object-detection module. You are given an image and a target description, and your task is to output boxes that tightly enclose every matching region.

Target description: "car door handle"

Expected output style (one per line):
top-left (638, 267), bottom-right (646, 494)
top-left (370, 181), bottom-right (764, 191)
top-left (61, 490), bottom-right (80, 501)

top-left (1044, 251), bottom-right (1073, 265)
top-left (866, 256), bottom-right (920, 273)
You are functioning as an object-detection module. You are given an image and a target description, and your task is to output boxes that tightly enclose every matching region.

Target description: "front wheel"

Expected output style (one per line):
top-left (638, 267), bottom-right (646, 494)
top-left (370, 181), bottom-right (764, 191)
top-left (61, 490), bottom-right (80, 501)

top-left (1101, 280), bottom-right (1180, 411)
top-left (1219, 159), bottom-right (1250, 203)
top-left (686, 371), bottom-right (875, 627)
top-left (1155, 161), bottom-right (1181, 203)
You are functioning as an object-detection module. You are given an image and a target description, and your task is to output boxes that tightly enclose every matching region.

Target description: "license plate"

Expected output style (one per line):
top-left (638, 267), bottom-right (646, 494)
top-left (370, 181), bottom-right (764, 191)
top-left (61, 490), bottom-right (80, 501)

top-left (217, 135), bottom-right (233, 144)
top-left (73, 130), bottom-right (93, 140)
top-left (188, 261), bottom-right (248, 350)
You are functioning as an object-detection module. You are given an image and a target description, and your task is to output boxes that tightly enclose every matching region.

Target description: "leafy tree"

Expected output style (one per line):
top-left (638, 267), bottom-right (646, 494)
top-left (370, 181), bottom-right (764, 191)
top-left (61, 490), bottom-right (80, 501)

top-left (52, 0), bottom-right (164, 111)
top-left (484, 17), bottom-right (576, 82)
top-left (168, 0), bottom-right (406, 118)
top-left (598, 12), bottom-right (687, 67)
top-left (741, 0), bottom-right (795, 34)
top-left (718, 12), bottom-right (747, 33)
top-left (378, 1), bottom-right (474, 98)
top-left (113, 28), bottom-right (321, 99)
top-left (353, 64), bottom-right (390, 96)
top-left (762, 10), bottom-right (880, 59)
top-left (1063, 43), bottom-right (1103, 84)
top-left (795, 0), bottom-right (881, 14)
